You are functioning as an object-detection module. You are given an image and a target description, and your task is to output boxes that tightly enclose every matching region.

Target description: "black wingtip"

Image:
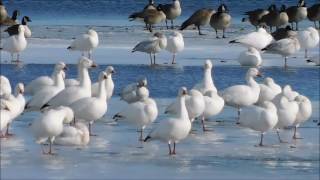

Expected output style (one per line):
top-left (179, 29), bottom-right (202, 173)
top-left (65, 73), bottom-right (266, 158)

top-left (144, 136), bottom-right (151, 142)
top-left (112, 113), bottom-right (122, 119)
top-left (40, 104), bottom-right (50, 110)
top-left (67, 46), bottom-right (72, 50)
top-left (306, 59), bottom-right (312, 63)
top-left (229, 40), bottom-right (237, 44)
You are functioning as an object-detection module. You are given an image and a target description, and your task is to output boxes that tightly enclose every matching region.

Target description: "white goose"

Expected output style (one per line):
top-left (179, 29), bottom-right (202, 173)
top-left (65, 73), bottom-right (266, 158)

top-left (1, 25), bottom-right (27, 63)
top-left (297, 27), bottom-right (319, 58)
top-left (25, 63), bottom-right (66, 111)
top-left (229, 28), bottom-right (274, 50)
top-left (166, 31), bottom-right (184, 64)
top-left (67, 29), bottom-right (99, 59)
top-left (238, 101), bottom-right (278, 146)
top-left (0, 75), bottom-right (11, 96)
top-left (31, 106), bottom-right (74, 154)
top-left (69, 71), bottom-right (108, 136)
top-left (272, 86), bottom-right (299, 143)
top-left (202, 90), bottom-right (225, 131)
top-left (237, 47), bottom-right (263, 67)
top-left (54, 122), bottom-right (90, 146)
top-left (144, 87), bottom-right (191, 155)
top-left (292, 95), bottom-right (312, 139)
top-left (193, 60), bottom-right (217, 94)
top-left (120, 77), bottom-right (148, 104)
top-left (257, 77), bottom-right (282, 105)
top-left (91, 66), bottom-right (115, 100)
top-left (25, 62), bottom-right (67, 95)
top-left (220, 68), bottom-right (261, 121)
top-left (43, 57), bottom-right (96, 109)
top-left (113, 85), bottom-right (158, 141)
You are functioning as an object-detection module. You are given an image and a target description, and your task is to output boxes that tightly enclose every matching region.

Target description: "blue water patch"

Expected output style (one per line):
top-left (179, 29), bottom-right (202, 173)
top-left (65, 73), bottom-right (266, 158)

top-left (1, 64), bottom-right (319, 100)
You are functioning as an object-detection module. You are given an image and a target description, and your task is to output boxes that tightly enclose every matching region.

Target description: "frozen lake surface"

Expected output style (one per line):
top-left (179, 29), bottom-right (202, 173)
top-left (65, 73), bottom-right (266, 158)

top-left (1, 65), bottom-right (319, 179)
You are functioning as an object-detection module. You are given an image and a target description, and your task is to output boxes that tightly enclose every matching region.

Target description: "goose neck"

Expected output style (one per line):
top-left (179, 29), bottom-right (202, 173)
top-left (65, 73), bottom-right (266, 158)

top-left (177, 96), bottom-right (189, 120)
top-left (79, 67), bottom-right (91, 89)
top-left (204, 68), bottom-right (213, 88)
top-left (97, 79), bottom-right (107, 100)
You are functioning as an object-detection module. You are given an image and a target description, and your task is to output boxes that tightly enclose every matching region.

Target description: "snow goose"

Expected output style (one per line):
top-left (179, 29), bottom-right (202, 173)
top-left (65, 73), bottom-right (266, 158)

top-left (25, 63), bottom-right (66, 111)
top-left (220, 68), bottom-right (261, 121)
top-left (286, 0), bottom-right (307, 30)
top-left (257, 77), bottom-right (282, 105)
top-left (144, 87), bottom-right (191, 155)
top-left (238, 101), bottom-right (278, 146)
top-left (67, 29), bottom-right (99, 59)
top-left (180, 8), bottom-right (215, 35)
top-left (292, 95), bottom-right (312, 139)
top-left (91, 66), bottom-right (115, 100)
top-left (229, 28), bottom-right (273, 50)
top-left (158, 0), bottom-right (181, 29)
top-left (120, 77), bottom-right (148, 104)
top-left (113, 85), bottom-right (158, 141)
top-left (31, 106), bottom-right (74, 154)
top-left (237, 47), bottom-right (263, 67)
top-left (202, 90), bottom-right (224, 131)
top-left (42, 57), bottom-right (96, 109)
top-left (166, 31), bottom-right (184, 64)
top-left (272, 86), bottom-right (299, 143)
top-left (193, 60), bottom-right (217, 94)
top-left (210, 4), bottom-right (232, 38)
top-left (262, 36), bottom-right (300, 68)
top-left (132, 32), bottom-right (167, 65)
top-left (297, 27), bottom-right (319, 58)
top-left (69, 71), bottom-right (108, 136)
top-left (54, 122), bottom-right (90, 146)
top-left (0, 75), bottom-right (11, 96)
top-left (5, 16), bottom-right (32, 38)
top-left (1, 25), bottom-right (27, 63)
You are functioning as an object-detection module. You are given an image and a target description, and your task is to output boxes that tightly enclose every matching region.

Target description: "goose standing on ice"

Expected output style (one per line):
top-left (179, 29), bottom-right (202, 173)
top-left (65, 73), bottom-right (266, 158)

top-left (67, 29), bottom-right (99, 59)
top-left (307, 3), bottom-right (320, 29)
top-left (144, 87), bottom-right (191, 155)
top-left (91, 66), bottom-right (115, 100)
top-left (120, 77), bottom-right (148, 104)
top-left (166, 31), bottom-right (184, 64)
top-left (210, 4), bottom-right (232, 38)
top-left (229, 28), bottom-right (273, 50)
top-left (202, 90), bottom-right (224, 131)
top-left (25, 63), bottom-right (66, 111)
top-left (257, 77), bottom-right (282, 105)
top-left (54, 122), bottom-right (90, 146)
top-left (262, 36), bottom-right (300, 68)
top-left (242, 8), bottom-right (269, 30)
top-left (237, 47), bottom-right (263, 67)
top-left (292, 95), bottom-right (312, 139)
top-left (1, 25), bottom-right (27, 63)
top-left (69, 71), bottom-right (108, 136)
top-left (42, 57), bottom-right (96, 109)
top-left (193, 60), bottom-right (217, 94)
top-left (0, 10), bottom-right (19, 26)
top-left (143, 6), bottom-right (166, 32)
top-left (220, 68), bottom-right (261, 121)
top-left (180, 8), bottom-right (215, 35)
top-left (5, 16), bottom-right (32, 38)
top-left (158, 0), bottom-right (181, 29)
top-left (286, 0), bottom-right (307, 31)
top-left (25, 62), bottom-right (67, 95)
top-left (132, 32), bottom-right (167, 65)
top-left (129, 0), bottom-right (156, 23)
top-left (113, 84), bottom-right (158, 141)
top-left (31, 106), bottom-right (74, 155)
top-left (297, 27), bottom-right (319, 58)
top-left (238, 101), bottom-right (278, 146)
top-left (0, 75), bottom-right (11, 96)
top-left (259, 4), bottom-right (279, 32)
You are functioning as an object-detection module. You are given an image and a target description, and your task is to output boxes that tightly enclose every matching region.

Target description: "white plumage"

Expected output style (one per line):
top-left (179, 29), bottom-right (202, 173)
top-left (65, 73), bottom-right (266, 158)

top-left (54, 122), bottom-right (90, 146)
top-left (120, 77), bottom-right (148, 104)
top-left (237, 47), bottom-right (263, 67)
top-left (297, 27), bottom-right (319, 58)
top-left (257, 77), bottom-right (282, 105)
top-left (91, 66), bottom-right (115, 100)
top-left (165, 31), bottom-right (184, 64)
top-left (0, 75), bottom-right (11, 96)
top-left (68, 29), bottom-right (99, 58)
top-left (292, 95), bottom-right (312, 139)
top-left (193, 60), bottom-right (217, 94)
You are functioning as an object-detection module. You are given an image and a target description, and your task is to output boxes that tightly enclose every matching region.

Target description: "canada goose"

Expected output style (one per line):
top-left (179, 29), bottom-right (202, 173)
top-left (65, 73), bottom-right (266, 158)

top-left (144, 0), bottom-right (156, 10)
top-left (0, 9), bottom-right (19, 26)
top-left (210, 4), bottom-right (232, 38)
top-left (144, 6), bottom-right (166, 32)
top-left (180, 8), bottom-right (215, 35)
top-left (0, 0), bottom-right (8, 23)
top-left (242, 8), bottom-right (269, 30)
top-left (129, 0), bottom-right (156, 22)
top-left (5, 16), bottom-right (32, 37)
top-left (158, 0), bottom-right (181, 29)
top-left (286, 0), bottom-right (308, 30)
top-left (272, 25), bottom-right (296, 40)
top-left (278, 5), bottom-right (289, 28)
top-left (307, 3), bottom-right (320, 29)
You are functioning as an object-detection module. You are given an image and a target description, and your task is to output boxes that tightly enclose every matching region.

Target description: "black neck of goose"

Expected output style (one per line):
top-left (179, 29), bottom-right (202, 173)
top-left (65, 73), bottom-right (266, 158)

top-left (22, 17), bottom-right (27, 25)
top-left (12, 11), bottom-right (18, 20)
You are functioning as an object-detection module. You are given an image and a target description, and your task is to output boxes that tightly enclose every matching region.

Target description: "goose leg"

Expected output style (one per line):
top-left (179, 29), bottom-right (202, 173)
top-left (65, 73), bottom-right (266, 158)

top-left (236, 107), bottom-right (241, 124)
top-left (171, 20), bottom-right (174, 29)
top-left (284, 56), bottom-right (288, 69)
top-left (165, 19), bottom-right (169, 29)
top-left (197, 26), bottom-right (205, 35)
top-left (149, 53), bottom-right (153, 65)
top-left (293, 126), bottom-right (303, 139)
top-left (215, 29), bottom-right (219, 39)
top-left (172, 54), bottom-right (176, 64)
top-left (5, 123), bottom-right (14, 136)
top-left (89, 122), bottom-right (97, 136)
top-left (276, 130), bottom-right (288, 143)
top-left (296, 22), bottom-right (299, 31)
top-left (258, 133), bottom-right (264, 146)
top-left (153, 54), bottom-right (156, 65)
top-left (139, 128), bottom-right (144, 141)
top-left (222, 29), bottom-right (226, 38)
top-left (172, 142), bottom-right (176, 154)
top-left (201, 116), bottom-right (208, 132)
top-left (168, 142), bottom-right (172, 155)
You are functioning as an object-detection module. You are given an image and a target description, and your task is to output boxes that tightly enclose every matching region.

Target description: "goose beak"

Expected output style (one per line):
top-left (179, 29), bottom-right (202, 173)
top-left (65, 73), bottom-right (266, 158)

top-left (182, 90), bottom-right (187, 95)
top-left (63, 66), bottom-right (68, 71)
top-left (111, 70), bottom-right (115, 74)
top-left (257, 72), bottom-right (263, 77)
top-left (91, 63), bottom-right (97, 68)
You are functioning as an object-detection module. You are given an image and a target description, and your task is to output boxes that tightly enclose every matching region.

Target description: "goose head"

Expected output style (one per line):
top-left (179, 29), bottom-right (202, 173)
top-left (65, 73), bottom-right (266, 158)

top-left (137, 76), bottom-right (148, 87)
top-left (154, 32), bottom-right (165, 39)
top-left (149, 0), bottom-right (155, 5)
top-left (18, 25), bottom-right (25, 33)
top-left (105, 66), bottom-right (115, 76)
top-left (22, 16), bottom-right (32, 25)
top-left (282, 85), bottom-right (299, 101)
top-left (218, 4), bottom-right (229, 13)
top-left (298, 0), bottom-right (306, 7)
top-left (55, 61), bottom-right (67, 72)
top-left (268, 4), bottom-right (277, 12)
top-left (15, 83), bottom-right (24, 95)
top-left (98, 71), bottom-right (108, 82)
top-left (178, 87), bottom-right (188, 97)
top-left (79, 57), bottom-right (97, 69)
top-left (204, 60), bottom-right (213, 70)
top-left (246, 68), bottom-right (262, 78)
top-left (12, 10), bottom-right (20, 20)
top-left (280, 4), bottom-right (286, 12)
top-left (87, 29), bottom-right (98, 37)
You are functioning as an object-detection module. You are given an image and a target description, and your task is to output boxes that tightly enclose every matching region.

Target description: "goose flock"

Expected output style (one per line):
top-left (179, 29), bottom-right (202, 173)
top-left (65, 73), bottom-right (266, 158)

top-left (0, 0), bottom-right (319, 156)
